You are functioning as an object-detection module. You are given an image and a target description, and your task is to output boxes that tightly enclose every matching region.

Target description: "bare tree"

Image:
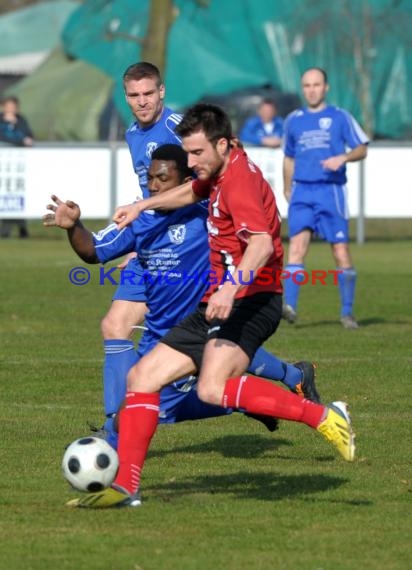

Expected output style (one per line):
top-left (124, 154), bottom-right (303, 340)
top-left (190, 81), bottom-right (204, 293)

top-left (141, 0), bottom-right (177, 75)
top-left (106, 0), bottom-right (208, 76)
top-left (0, 0), bottom-right (45, 14)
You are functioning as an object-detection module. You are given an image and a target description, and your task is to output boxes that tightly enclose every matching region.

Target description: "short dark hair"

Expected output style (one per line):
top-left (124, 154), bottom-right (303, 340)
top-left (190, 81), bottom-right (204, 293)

top-left (260, 98), bottom-right (276, 108)
top-left (122, 62), bottom-right (162, 87)
top-left (302, 67), bottom-right (328, 83)
top-left (175, 103), bottom-right (232, 145)
top-left (151, 144), bottom-right (193, 180)
top-left (1, 95), bottom-right (20, 106)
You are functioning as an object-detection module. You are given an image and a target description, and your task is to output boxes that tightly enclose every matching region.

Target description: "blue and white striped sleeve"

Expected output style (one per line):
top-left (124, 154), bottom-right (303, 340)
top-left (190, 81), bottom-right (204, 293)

top-left (92, 223), bottom-right (136, 264)
top-left (340, 109), bottom-right (369, 148)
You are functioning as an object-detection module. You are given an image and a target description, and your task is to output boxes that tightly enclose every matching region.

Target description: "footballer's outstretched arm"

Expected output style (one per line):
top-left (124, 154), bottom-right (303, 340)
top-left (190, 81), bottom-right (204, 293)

top-left (67, 221), bottom-right (99, 263)
top-left (43, 194), bottom-right (98, 263)
top-left (113, 179), bottom-right (199, 229)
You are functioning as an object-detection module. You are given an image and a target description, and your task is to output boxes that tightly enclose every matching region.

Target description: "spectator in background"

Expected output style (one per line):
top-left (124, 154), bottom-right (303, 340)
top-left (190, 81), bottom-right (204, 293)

top-left (0, 96), bottom-right (33, 147)
top-left (0, 96), bottom-right (34, 239)
top-left (238, 98), bottom-right (283, 148)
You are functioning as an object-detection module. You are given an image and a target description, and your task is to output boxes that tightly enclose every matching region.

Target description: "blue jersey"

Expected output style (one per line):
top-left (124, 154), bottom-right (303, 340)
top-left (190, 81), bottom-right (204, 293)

top-left (93, 202), bottom-right (210, 338)
top-left (125, 107), bottom-right (182, 198)
top-left (239, 115), bottom-right (283, 146)
top-left (283, 105), bottom-right (369, 184)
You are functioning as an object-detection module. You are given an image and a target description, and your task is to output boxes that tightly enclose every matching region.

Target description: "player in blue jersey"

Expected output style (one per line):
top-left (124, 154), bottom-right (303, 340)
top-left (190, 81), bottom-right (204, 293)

top-left (44, 145), bottom-right (319, 448)
top-left (282, 67), bottom-right (369, 329)
top-left (100, 63), bottom-right (183, 438)
top-left (123, 64), bottom-right (182, 199)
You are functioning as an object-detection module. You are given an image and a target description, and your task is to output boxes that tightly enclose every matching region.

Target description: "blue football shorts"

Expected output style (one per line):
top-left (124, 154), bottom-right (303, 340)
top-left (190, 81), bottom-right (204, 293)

top-left (288, 182), bottom-right (349, 243)
top-left (112, 256), bottom-right (147, 302)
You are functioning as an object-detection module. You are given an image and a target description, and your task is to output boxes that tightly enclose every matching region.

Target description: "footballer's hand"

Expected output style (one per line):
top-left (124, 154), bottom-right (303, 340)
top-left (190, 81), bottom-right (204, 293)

top-left (42, 194), bottom-right (81, 229)
top-left (321, 154), bottom-right (346, 172)
top-left (261, 136), bottom-right (282, 148)
top-left (206, 288), bottom-right (236, 321)
top-left (117, 251), bottom-right (138, 269)
top-left (113, 202), bottom-right (143, 229)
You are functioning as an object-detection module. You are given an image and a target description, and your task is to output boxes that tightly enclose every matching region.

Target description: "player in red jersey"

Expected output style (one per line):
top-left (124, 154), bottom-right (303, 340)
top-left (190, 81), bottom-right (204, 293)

top-left (67, 104), bottom-right (355, 509)
top-left (192, 148), bottom-right (283, 302)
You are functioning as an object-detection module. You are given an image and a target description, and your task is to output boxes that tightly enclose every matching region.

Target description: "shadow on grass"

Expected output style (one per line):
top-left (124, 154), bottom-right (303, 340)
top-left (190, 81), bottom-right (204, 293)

top-left (147, 470), bottom-right (363, 503)
top-left (286, 316), bottom-right (404, 329)
top-left (149, 433), bottom-right (292, 460)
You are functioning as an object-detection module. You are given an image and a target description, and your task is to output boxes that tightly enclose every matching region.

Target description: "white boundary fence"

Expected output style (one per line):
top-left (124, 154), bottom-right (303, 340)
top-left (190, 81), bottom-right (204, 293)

top-left (1, 142), bottom-right (411, 231)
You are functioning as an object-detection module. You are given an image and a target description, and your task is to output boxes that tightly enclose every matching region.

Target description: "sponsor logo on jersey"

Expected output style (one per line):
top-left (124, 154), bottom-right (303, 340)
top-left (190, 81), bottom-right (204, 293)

top-left (146, 142), bottom-right (158, 159)
top-left (168, 224), bottom-right (186, 244)
top-left (319, 117), bottom-right (332, 130)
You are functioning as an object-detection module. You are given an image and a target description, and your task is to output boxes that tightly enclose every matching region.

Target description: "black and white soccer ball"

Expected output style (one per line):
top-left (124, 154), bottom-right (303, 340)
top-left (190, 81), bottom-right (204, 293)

top-left (62, 436), bottom-right (119, 492)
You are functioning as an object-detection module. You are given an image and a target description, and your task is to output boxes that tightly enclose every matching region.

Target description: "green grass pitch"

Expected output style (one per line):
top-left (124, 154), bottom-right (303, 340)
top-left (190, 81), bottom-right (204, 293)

top-left (0, 225), bottom-right (411, 570)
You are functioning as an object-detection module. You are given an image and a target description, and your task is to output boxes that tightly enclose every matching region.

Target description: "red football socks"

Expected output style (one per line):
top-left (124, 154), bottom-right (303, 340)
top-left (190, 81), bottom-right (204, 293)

top-left (113, 391), bottom-right (160, 494)
top-left (113, 377), bottom-right (325, 495)
top-left (222, 375), bottom-right (324, 428)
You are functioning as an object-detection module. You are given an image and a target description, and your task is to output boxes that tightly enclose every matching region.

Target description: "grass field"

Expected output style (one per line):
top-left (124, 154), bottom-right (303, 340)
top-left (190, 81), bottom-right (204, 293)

top-left (0, 225), bottom-right (411, 570)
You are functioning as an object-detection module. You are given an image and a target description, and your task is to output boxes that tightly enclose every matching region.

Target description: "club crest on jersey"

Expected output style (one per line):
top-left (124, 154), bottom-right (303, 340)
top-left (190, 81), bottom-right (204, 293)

top-left (146, 142), bottom-right (158, 159)
top-left (319, 118), bottom-right (332, 130)
top-left (168, 224), bottom-right (186, 244)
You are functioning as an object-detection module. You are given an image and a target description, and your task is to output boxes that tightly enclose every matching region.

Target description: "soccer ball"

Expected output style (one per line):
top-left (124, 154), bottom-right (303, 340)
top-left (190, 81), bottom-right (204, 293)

top-left (62, 436), bottom-right (119, 492)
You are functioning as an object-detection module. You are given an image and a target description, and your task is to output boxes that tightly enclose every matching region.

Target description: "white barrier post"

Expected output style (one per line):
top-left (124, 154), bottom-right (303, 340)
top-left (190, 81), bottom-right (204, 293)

top-left (357, 160), bottom-right (365, 244)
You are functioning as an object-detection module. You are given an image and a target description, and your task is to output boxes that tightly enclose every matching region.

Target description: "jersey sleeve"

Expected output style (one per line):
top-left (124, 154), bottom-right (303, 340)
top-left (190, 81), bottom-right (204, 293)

top-left (164, 113), bottom-right (182, 144)
top-left (93, 223), bottom-right (136, 263)
top-left (225, 164), bottom-right (272, 241)
top-left (282, 113), bottom-right (296, 157)
top-left (239, 117), bottom-right (261, 145)
top-left (340, 109), bottom-right (369, 149)
top-left (274, 117), bottom-right (284, 138)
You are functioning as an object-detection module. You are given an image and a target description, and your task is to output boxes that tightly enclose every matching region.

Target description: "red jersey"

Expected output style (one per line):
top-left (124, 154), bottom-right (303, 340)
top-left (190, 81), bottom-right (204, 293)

top-left (192, 148), bottom-right (283, 300)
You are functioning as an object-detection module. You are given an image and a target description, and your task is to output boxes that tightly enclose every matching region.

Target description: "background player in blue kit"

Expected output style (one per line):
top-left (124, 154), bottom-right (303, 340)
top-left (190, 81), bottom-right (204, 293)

top-left (100, 63), bottom-right (182, 437)
top-left (282, 67), bottom-right (369, 329)
top-left (44, 144), bottom-right (319, 448)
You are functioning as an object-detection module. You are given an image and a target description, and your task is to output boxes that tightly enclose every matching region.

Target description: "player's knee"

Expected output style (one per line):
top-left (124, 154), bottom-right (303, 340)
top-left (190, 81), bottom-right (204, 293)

top-left (332, 243), bottom-right (352, 267)
top-left (100, 312), bottom-right (128, 339)
top-left (288, 239), bottom-right (308, 263)
top-left (196, 381), bottom-right (222, 406)
top-left (100, 313), bottom-right (115, 338)
top-left (126, 362), bottom-right (140, 390)
top-left (126, 357), bottom-right (167, 393)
